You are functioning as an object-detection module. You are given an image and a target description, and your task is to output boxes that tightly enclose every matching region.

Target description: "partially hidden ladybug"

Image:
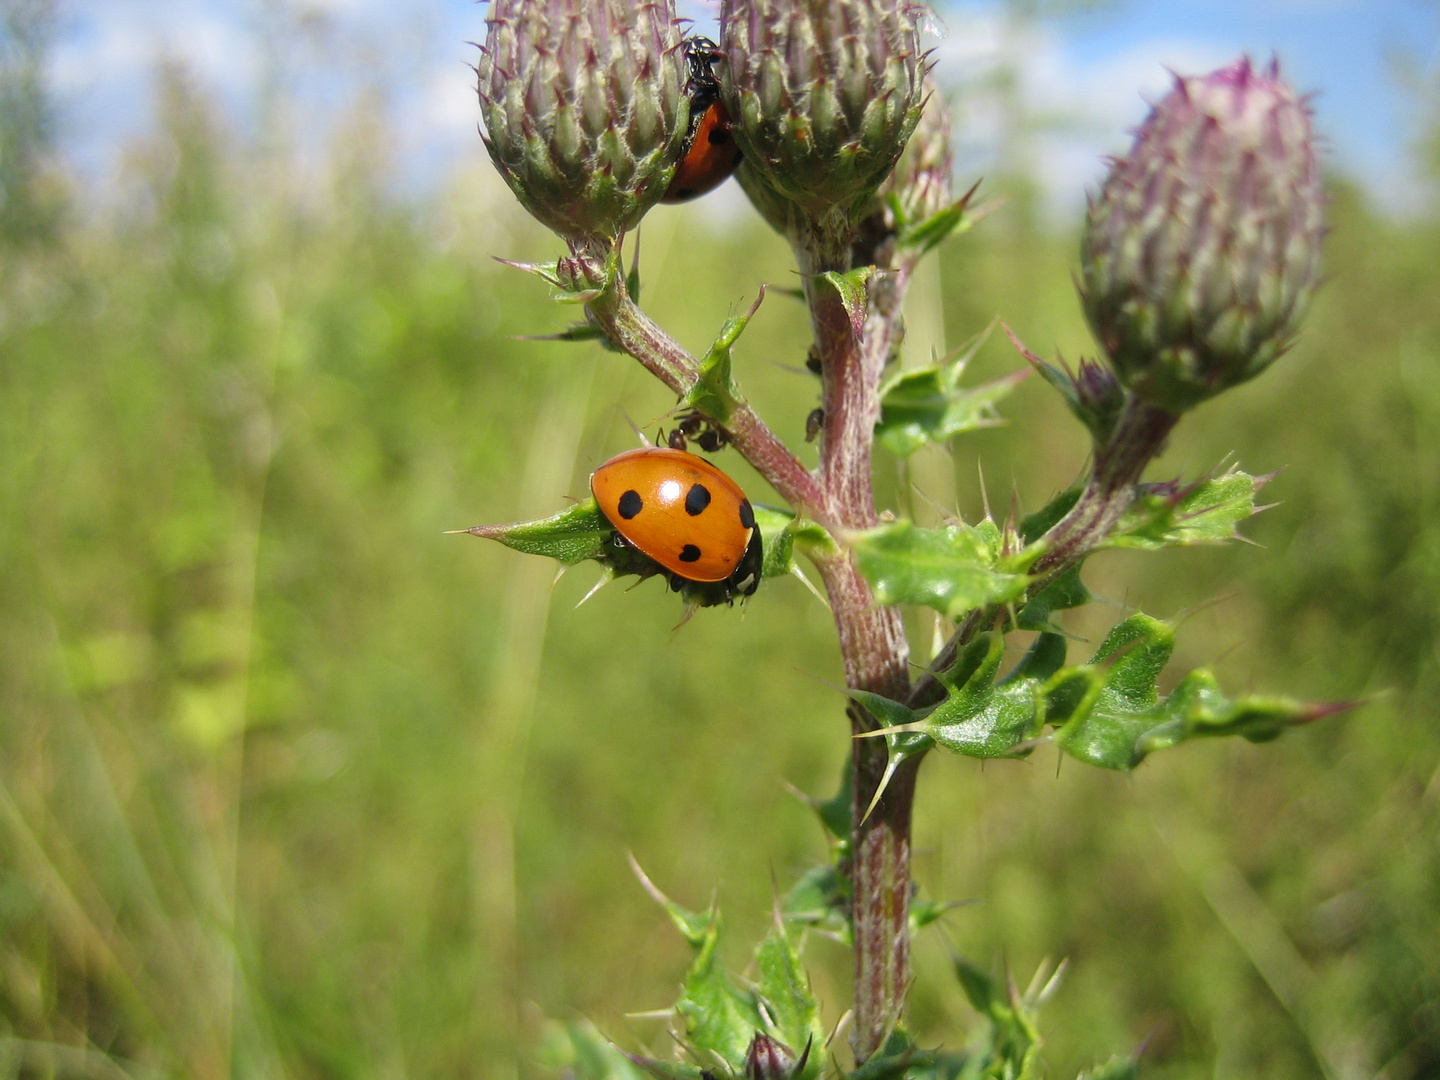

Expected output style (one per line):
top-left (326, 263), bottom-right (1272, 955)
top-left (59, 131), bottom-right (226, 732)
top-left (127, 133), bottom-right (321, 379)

top-left (591, 446), bottom-right (762, 602)
top-left (662, 36), bottom-right (743, 203)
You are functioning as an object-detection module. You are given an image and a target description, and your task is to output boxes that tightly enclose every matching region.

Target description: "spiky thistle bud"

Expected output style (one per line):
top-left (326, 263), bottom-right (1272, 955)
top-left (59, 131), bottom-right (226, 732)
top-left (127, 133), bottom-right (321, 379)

top-left (720, 0), bottom-right (929, 224)
top-left (852, 74), bottom-right (952, 264)
top-left (744, 1033), bottom-right (798, 1080)
top-left (476, 0), bottom-right (687, 247)
top-left (1080, 58), bottom-right (1324, 412)
top-left (874, 75), bottom-right (952, 226)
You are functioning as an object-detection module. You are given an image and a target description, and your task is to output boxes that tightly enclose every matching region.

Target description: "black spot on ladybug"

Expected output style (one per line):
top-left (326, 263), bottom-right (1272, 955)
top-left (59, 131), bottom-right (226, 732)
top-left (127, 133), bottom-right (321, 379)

top-left (679, 544), bottom-right (702, 563)
top-left (673, 188), bottom-right (697, 200)
top-left (618, 490), bottom-right (643, 519)
top-left (738, 499), bottom-right (755, 530)
top-left (685, 484), bottom-right (712, 516)
top-left (707, 127), bottom-right (729, 145)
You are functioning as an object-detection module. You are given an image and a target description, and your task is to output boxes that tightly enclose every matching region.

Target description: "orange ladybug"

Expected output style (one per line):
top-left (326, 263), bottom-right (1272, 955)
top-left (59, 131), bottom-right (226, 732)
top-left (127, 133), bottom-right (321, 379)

top-left (591, 446), bottom-right (762, 600)
top-left (662, 36), bottom-right (743, 203)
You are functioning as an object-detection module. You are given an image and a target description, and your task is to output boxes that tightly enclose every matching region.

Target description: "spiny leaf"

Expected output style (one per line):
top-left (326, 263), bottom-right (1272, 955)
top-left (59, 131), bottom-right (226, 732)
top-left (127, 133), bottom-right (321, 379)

top-left (754, 925), bottom-right (825, 1080)
top-left (1016, 564), bottom-right (1090, 633)
top-left (895, 181), bottom-right (995, 256)
top-left (848, 688), bottom-right (935, 821)
top-left (849, 518), bottom-right (1031, 620)
top-left (1109, 470), bottom-right (1265, 549)
top-left (682, 290), bottom-right (765, 423)
top-left (875, 328), bottom-right (1025, 457)
top-left (951, 957), bottom-right (1043, 1080)
top-left (1019, 487), bottom-right (1081, 544)
top-left (464, 499), bottom-right (612, 565)
top-left (1049, 613), bottom-right (1349, 771)
top-left (630, 855), bottom-right (712, 948)
top-left (1136, 670), bottom-right (1351, 755)
top-left (675, 904), bottom-right (765, 1069)
top-left (1005, 632), bottom-right (1069, 684)
top-left (539, 1019), bottom-right (649, 1080)
top-left (847, 1030), bottom-right (946, 1080)
top-left (1051, 614), bottom-right (1172, 770)
top-left (781, 863), bottom-right (850, 944)
top-left (514, 321), bottom-right (611, 345)
top-left (922, 633), bottom-right (1042, 759)
top-left (752, 506), bottom-right (836, 581)
top-left (817, 267), bottom-right (873, 339)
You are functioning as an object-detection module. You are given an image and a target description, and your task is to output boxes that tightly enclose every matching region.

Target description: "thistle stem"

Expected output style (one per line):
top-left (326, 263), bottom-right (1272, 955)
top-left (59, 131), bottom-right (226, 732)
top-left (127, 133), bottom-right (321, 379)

top-left (797, 226), bottom-right (915, 1064)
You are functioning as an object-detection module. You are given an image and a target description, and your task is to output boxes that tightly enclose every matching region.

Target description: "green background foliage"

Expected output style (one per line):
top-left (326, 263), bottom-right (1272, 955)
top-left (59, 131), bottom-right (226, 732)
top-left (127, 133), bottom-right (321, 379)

top-left (1, 19), bottom-right (1438, 1080)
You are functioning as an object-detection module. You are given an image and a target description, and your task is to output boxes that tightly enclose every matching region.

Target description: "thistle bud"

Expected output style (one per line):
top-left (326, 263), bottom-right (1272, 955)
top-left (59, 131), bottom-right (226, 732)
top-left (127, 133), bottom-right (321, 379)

top-left (852, 75), bottom-right (952, 265)
top-left (1080, 58), bottom-right (1324, 412)
top-left (476, 0), bottom-right (687, 246)
top-left (744, 1033), bottom-right (798, 1080)
top-left (721, 0), bottom-right (929, 221)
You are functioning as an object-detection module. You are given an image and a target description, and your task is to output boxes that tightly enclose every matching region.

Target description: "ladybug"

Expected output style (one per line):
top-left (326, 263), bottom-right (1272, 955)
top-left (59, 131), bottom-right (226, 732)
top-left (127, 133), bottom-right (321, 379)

top-left (591, 446), bottom-right (762, 601)
top-left (662, 36), bottom-right (743, 203)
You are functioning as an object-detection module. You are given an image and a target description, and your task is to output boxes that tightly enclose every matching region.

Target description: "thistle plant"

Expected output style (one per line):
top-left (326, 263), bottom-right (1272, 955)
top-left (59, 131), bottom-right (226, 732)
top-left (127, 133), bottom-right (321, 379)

top-left (470, 3), bottom-right (1340, 1076)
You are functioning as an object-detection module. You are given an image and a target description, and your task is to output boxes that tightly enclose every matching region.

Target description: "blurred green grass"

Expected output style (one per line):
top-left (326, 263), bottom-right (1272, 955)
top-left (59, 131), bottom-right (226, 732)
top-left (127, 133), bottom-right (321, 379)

top-left (1, 40), bottom-right (1438, 1080)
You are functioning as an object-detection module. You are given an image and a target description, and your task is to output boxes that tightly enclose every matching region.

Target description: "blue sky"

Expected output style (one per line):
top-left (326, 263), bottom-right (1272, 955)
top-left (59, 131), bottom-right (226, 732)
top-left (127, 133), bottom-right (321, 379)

top-left (43, 0), bottom-right (1440, 215)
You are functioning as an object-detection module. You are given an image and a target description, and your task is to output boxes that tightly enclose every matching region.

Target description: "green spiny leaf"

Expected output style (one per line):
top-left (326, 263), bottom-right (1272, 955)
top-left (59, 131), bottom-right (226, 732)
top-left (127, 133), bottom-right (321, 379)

top-left (1019, 487), bottom-right (1081, 544)
top-left (1050, 614), bottom-right (1172, 770)
top-left (1108, 470), bottom-right (1265, 550)
top-left (875, 362), bottom-right (1025, 457)
top-left (752, 506), bottom-right (836, 580)
top-left (849, 518), bottom-right (1030, 620)
top-left (847, 1030), bottom-right (945, 1080)
top-left (1006, 632), bottom-right (1069, 684)
top-left (951, 958), bottom-right (1042, 1080)
top-left (1136, 669), bottom-right (1348, 755)
top-left (675, 905), bottom-right (764, 1070)
top-left (464, 499), bottom-right (612, 565)
top-left (1048, 613), bottom-right (1349, 770)
top-left (1015, 565), bottom-right (1090, 633)
top-left (540, 1020), bottom-right (649, 1080)
top-left (754, 925), bottom-right (825, 1080)
top-left (782, 863), bottom-right (850, 944)
top-left (896, 198), bottom-right (976, 256)
top-left (682, 291), bottom-right (765, 423)
top-left (817, 267), bottom-right (874, 339)
top-left (919, 634), bottom-right (1042, 759)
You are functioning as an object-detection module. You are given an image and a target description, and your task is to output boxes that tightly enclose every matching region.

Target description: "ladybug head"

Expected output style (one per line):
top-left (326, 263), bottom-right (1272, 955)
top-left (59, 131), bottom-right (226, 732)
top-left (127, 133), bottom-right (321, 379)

top-left (681, 36), bottom-right (723, 89)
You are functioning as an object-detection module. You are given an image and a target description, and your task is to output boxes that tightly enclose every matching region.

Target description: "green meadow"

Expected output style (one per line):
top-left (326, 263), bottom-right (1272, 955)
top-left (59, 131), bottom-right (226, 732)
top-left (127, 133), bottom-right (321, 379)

top-left (1, 30), bottom-right (1438, 1080)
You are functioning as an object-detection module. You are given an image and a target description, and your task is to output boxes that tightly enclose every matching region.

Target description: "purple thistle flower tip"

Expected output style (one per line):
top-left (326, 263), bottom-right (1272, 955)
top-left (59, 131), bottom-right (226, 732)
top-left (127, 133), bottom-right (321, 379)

top-left (1080, 56), bottom-right (1325, 412)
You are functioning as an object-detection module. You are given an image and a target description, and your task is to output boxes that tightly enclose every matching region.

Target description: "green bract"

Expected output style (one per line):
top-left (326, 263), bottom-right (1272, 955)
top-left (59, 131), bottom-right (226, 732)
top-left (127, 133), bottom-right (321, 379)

top-left (1080, 58), bottom-right (1324, 411)
top-left (720, 0), bottom-right (929, 221)
top-left (476, 0), bottom-right (687, 245)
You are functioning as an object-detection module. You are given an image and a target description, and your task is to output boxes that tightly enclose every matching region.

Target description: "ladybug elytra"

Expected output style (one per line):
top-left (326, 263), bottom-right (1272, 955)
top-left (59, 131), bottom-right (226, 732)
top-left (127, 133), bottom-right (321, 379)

top-left (591, 447), bottom-right (762, 601)
top-left (662, 36), bottom-right (743, 204)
